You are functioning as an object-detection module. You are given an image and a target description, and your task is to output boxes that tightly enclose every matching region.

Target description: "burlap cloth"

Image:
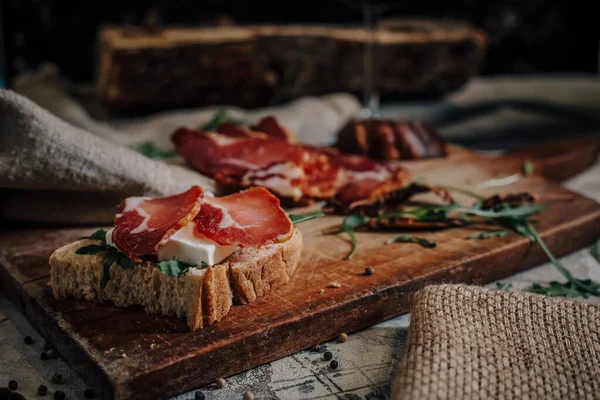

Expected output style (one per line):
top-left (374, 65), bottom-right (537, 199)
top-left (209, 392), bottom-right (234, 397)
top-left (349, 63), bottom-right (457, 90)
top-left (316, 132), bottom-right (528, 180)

top-left (392, 284), bottom-right (600, 399)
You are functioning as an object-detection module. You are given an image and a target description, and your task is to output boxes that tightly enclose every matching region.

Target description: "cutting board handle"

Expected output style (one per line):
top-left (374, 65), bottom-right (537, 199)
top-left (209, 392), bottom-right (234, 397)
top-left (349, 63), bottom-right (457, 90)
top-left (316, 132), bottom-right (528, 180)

top-left (494, 137), bottom-right (600, 182)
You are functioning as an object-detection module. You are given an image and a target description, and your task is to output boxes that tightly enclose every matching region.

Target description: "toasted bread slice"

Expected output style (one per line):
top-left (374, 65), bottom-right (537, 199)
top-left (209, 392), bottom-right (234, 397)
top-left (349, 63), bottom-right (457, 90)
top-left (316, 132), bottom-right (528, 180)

top-left (49, 228), bottom-right (302, 330)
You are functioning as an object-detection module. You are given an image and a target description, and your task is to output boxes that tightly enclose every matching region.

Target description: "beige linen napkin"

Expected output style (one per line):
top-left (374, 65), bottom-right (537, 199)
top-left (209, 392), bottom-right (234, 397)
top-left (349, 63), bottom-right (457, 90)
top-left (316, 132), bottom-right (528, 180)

top-left (392, 284), bottom-right (600, 399)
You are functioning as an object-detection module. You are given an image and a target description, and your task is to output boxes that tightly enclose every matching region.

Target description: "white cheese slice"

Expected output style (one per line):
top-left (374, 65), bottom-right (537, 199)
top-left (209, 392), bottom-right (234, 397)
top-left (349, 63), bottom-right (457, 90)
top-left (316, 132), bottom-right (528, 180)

top-left (105, 224), bottom-right (238, 266)
top-left (157, 222), bottom-right (238, 266)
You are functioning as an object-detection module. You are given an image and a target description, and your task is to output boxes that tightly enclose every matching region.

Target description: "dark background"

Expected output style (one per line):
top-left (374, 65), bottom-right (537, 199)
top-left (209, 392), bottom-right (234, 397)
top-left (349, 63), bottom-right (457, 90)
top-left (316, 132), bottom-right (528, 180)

top-left (1, 0), bottom-right (598, 86)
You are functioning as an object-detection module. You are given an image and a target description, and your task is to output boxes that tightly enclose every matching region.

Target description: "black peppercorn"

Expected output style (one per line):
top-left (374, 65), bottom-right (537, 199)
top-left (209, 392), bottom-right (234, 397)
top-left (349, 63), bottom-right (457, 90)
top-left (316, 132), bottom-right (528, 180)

top-left (51, 373), bottom-right (62, 384)
top-left (330, 360), bottom-right (338, 369)
top-left (194, 391), bottom-right (205, 400)
top-left (53, 391), bottom-right (65, 400)
top-left (323, 351), bottom-right (332, 361)
top-left (84, 388), bottom-right (95, 398)
top-left (38, 385), bottom-right (48, 395)
top-left (40, 352), bottom-right (49, 360)
top-left (8, 380), bottom-right (18, 390)
top-left (24, 335), bottom-right (34, 345)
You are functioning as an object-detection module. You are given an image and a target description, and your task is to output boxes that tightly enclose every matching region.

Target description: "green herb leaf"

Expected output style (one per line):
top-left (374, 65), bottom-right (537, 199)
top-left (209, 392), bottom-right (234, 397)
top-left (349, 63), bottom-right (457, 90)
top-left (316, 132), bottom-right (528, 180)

top-left (496, 281), bottom-right (512, 290)
top-left (136, 142), bottom-right (177, 159)
top-left (386, 235), bottom-right (437, 248)
top-left (528, 280), bottom-right (599, 298)
top-left (100, 255), bottom-right (118, 290)
top-left (592, 237), bottom-right (600, 263)
top-left (466, 230), bottom-right (510, 240)
top-left (288, 212), bottom-right (325, 224)
top-left (340, 215), bottom-right (369, 259)
top-left (453, 204), bottom-right (546, 220)
top-left (522, 160), bottom-right (534, 177)
top-left (200, 109), bottom-right (246, 131)
top-left (79, 229), bottom-right (108, 243)
top-left (157, 257), bottom-right (193, 277)
top-left (75, 244), bottom-right (108, 255)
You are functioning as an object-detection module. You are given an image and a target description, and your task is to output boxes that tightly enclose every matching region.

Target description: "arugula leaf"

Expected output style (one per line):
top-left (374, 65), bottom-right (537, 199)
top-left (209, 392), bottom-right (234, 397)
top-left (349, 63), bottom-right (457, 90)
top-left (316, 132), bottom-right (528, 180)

top-left (522, 160), bottom-right (534, 177)
top-left (136, 142), bottom-right (177, 159)
top-left (157, 257), bottom-right (193, 277)
top-left (523, 222), bottom-right (600, 298)
top-left (340, 215), bottom-right (369, 259)
top-left (100, 256), bottom-right (118, 290)
top-left (200, 109), bottom-right (246, 131)
top-left (386, 235), bottom-right (437, 248)
top-left (79, 229), bottom-right (108, 243)
top-left (592, 237), bottom-right (600, 263)
top-left (288, 212), bottom-right (325, 224)
top-left (466, 230), bottom-right (510, 240)
top-left (496, 281), bottom-right (512, 290)
top-left (75, 244), bottom-right (108, 255)
top-left (453, 204), bottom-right (546, 220)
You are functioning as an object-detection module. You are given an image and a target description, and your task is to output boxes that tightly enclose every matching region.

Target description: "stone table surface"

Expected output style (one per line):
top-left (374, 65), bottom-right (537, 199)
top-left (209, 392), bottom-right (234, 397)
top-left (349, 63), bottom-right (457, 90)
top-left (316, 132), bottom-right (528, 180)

top-left (1, 157), bottom-right (599, 400)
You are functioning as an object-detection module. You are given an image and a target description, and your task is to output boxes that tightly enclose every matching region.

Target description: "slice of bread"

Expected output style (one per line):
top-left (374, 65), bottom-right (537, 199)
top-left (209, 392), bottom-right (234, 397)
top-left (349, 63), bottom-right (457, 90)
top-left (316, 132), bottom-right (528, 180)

top-left (49, 228), bottom-right (302, 330)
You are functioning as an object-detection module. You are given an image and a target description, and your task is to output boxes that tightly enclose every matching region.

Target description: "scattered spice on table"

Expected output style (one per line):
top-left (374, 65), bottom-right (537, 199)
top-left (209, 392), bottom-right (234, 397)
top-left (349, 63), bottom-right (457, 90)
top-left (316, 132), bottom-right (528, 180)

top-left (364, 266), bottom-right (375, 276)
top-left (53, 391), bottom-right (65, 400)
top-left (338, 333), bottom-right (348, 342)
top-left (8, 380), bottom-right (18, 390)
top-left (329, 282), bottom-right (341, 288)
top-left (194, 390), bottom-right (205, 400)
top-left (38, 385), bottom-right (48, 396)
top-left (51, 373), bottom-right (62, 384)
top-left (243, 391), bottom-right (255, 400)
top-left (24, 335), bottom-right (34, 345)
top-left (318, 289), bottom-right (325, 294)
top-left (324, 351), bottom-right (333, 361)
top-left (216, 377), bottom-right (226, 388)
top-left (330, 360), bottom-right (339, 369)
top-left (84, 388), bottom-right (96, 399)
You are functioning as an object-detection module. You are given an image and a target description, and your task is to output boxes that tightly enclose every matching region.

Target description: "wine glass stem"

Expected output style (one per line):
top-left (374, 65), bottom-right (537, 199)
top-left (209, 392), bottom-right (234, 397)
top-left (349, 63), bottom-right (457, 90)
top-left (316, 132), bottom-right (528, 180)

top-left (361, 2), bottom-right (380, 118)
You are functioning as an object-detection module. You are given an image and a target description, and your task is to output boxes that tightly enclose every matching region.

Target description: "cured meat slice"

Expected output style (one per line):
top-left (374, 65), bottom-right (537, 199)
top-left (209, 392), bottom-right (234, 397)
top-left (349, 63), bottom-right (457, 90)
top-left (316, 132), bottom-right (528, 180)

top-left (172, 127), bottom-right (339, 201)
top-left (251, 116), bottom-right (297, 143)
top-left (112, 186), bottom-right (204, 261)
top-left (194, 187), bottom-right (293, 247)
top-left (216, 122), bottom-right (268, 139)
top-left (329, 154), bottom-right (407, 209)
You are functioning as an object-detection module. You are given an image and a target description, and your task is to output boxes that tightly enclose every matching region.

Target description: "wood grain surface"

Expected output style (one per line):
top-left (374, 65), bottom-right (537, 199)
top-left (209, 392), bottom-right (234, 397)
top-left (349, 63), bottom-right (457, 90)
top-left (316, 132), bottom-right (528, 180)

top-left (1, 139), bottom-right (599, 400)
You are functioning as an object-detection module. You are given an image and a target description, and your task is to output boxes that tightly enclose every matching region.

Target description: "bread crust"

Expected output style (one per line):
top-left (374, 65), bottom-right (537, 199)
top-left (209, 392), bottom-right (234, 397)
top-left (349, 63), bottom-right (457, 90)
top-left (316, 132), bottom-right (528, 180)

top-left (49, 228), bottom-right (302, 330)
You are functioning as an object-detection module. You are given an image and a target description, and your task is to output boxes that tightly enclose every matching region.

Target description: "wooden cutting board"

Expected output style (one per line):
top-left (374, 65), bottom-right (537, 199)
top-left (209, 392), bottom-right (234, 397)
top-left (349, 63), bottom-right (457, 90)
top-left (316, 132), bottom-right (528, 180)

top-left (1, 138), bottom-right (599, 400)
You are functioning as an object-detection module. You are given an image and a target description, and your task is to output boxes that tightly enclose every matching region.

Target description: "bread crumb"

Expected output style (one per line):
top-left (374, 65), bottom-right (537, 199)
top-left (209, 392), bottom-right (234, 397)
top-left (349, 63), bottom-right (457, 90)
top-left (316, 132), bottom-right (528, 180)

top-left (121, 353), bottom-right (127, 358)
top-left (338, 332), bottom-right (348, 342)
top-left (329, 282), bottom-right (341, 288)
top-left (216, 377), bottom-right (226, 388)
top-left (318, 289), bottom-right (325, 294)
top-left (150, 343), bottom-right (156, 349)
top-left (243, 391), bottom-right (254, 400)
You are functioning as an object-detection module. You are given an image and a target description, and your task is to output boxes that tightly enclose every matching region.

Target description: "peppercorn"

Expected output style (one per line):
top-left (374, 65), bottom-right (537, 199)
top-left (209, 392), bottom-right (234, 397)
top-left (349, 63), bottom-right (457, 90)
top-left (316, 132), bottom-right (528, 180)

top-left (40, 352), bottom-right (49, 360)
top-left (330, 360), bottom-right (339, 369)
top-left (51, 373), bottom-right (62, 384)
top-left (324, 351), bottom-right (333, 361)
top-left (194, 391), bottom-right (205, 400)
top-left (8, 380), bottom-right (18, 390)
top-left (364, 266), bottom-right (375, 276)
top-left (216, 378), bottom-right (226, 388)
top-left (24, 335), bottom-right (34, 345)
top-left (38, 385), bottom-right (48, 396)
top-left (84, 388), bottom-right (95, 398)
top-left (338, 333), bottom-right (348, 342)
top-left (53, 391), bottom-right (65, 400)
top-left (243, 391), bottom-right (254, 400)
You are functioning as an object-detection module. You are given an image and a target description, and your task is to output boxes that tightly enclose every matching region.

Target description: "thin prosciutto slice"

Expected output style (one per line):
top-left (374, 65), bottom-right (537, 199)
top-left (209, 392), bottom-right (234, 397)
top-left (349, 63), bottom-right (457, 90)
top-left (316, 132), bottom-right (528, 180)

top-left (194, 187), bottom-right (293, 248)
top-left (112, 186), bottom-right (203, 261)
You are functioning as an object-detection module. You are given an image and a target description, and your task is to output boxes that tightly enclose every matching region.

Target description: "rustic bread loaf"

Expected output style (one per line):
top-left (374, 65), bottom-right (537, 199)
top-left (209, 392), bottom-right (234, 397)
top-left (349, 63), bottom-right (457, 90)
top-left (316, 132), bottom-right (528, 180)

top-left (49, 228), bottom-right (303, 330)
